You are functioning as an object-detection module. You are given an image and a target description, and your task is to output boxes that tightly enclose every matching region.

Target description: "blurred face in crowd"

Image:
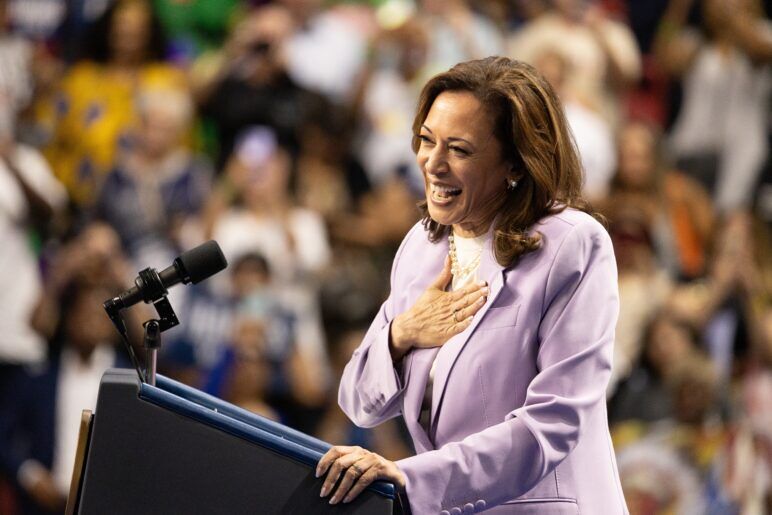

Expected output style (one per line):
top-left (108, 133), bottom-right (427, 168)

top-left (534, 51), bottom-right (568, 94)
top-left (278, 0), bottom-right (322, 20)
top-left (231, 257), bottom-right (271, 299)
top-left (552, 0), bottom-right (593, 21)
top-left (71, 222), bottom-right (125, 286)
top-left (645, 316), bottom-right (696, 377)
top-left (417, 91), bottom-right (512, 238)
top-left (228, 317), bottom-right (271, 401)
top-left (65, 287), bottom-right (116, 359)
top-left (110, 0), bottom-right (152, 62)
top-left (240, 147), bottom-right (292, 208)
top-left (672, 363), bottom-right (717, 425)
top-left (394, 21), bottom-right (428, 81)
top-left (419, 0), bottom-right (464, 16)
top-left (137, 91), bottom-right (191, 159)
top-left (617, 122), bottom-right (657, 190)
top-left (233, 6), bottom-right (293, 83)
top-left (703, 0), bottom-right (762, 37)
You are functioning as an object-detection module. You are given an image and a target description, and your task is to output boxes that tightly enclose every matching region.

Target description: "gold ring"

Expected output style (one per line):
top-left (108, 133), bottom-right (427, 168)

top-left (350, 463), bottom-right (364, 476)
top-left (452, 310), bottom-right (460, 323)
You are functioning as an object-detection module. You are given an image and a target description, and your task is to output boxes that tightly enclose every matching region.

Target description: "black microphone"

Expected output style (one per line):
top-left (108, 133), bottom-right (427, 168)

top-left (104, 240), bottom-right (228, 313)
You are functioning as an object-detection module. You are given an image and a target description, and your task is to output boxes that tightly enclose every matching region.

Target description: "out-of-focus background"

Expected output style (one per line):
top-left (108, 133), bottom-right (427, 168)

top-left (0, 0), bottom-right (769, 513)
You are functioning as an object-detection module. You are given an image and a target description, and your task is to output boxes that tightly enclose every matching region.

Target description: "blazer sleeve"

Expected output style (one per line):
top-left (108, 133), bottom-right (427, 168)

top-left (337, 225), bottom-right (418, 428)
top-left (396, 219), bottom-right (619, 513)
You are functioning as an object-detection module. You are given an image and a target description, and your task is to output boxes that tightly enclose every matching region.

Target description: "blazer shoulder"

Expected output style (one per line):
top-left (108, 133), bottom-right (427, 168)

top-left (534, 208), bottom-right (612, 262)
top-left (395, 221), bottom-right (432, 260)
top-left (538, 207), bottom-right (607, 239)
top-left (389, 221), bottom-right (432, 282)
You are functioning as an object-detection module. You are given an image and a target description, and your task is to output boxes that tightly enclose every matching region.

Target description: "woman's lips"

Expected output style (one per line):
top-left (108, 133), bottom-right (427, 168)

top-left (429, 183), bottom-right (461, 205)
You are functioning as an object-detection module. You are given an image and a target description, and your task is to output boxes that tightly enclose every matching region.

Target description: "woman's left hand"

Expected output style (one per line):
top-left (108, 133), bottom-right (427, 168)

top-left (316, 445), bottom-right (406, 504)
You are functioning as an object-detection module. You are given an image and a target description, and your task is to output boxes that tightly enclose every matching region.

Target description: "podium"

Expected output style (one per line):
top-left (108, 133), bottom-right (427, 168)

top-left (66, 369), bottom-right (405, 514)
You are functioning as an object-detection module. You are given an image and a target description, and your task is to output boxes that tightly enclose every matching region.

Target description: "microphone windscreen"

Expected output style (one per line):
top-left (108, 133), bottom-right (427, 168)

top-left (176, 240), bottom-right (228, 284)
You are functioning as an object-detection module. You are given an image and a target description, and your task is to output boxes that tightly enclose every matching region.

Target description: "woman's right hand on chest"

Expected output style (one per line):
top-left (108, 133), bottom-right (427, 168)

top-left (389, 256), bottom-right (489, 361)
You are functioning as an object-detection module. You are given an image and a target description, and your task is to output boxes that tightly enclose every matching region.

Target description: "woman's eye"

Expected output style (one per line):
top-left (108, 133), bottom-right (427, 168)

top-left (418, 135), bottom-right (434, 144)
top-left (450, 146), bottom-right (469, 155)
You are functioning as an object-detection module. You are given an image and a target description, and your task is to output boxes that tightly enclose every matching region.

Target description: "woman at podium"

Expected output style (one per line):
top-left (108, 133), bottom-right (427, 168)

top-left (318, 57), bottom-right (628, 514)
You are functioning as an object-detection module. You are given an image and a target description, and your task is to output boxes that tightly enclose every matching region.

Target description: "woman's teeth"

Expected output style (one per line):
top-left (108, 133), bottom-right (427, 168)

top-left (431, 184), bottom-right (462, 199)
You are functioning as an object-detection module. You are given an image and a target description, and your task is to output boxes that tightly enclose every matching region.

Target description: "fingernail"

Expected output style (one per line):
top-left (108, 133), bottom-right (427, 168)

top-left (329, 497), bottom-right (338, 505)
top-left (477, 297), bottom-right (485, 304)
top-left (315, 468), bottom-right (320, 478)
top-left (320, 486), bottom-right (327, 497)
top-left (343, 496), bottom-right (352, 504)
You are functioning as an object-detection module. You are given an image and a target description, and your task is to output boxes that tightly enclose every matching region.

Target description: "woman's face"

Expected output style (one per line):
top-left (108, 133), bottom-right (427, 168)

top-left (110, 1), bottom-right (151, 61)
top-left (417, 91), bottom-right (512, 237)
top-left (617, 123), bottom-right (656, 189)
top-left (645, 317), bottom-right (694, 375)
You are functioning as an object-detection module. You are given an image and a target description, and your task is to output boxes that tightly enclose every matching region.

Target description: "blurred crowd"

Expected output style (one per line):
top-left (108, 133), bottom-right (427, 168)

top-left (0, 0), bottom-right (770, 513)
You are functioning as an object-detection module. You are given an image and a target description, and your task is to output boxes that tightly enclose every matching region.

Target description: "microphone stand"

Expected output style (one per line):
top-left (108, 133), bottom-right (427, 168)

top-left (105, 267), bottom-right (180, 385)
top-left (142, 296), bottom-right (179, 386)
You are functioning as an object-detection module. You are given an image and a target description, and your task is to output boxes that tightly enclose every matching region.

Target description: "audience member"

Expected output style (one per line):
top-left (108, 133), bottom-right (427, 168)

top-left (0, 279), bottom-right (127, 514)
top-left (94, 86), bottom-right (212, 270)
top-left (0, 103), bottom-right (66, 375)
top-left (534, 49), bottom-right (616, 200)
top-left (43, 0), bottom-right (185, 208)
top-left (196, 4), bottom-right (323, 168)
top-left (605, 119), bottom-right (714, 280)
top-left (508, 0), bottom-right (642, 125)
top-left (655, 0), bottom-right (772, 212)
top-left (417, 0), bottom-right (504, 75)
top-left (279, 0), bottom-right (370, 102)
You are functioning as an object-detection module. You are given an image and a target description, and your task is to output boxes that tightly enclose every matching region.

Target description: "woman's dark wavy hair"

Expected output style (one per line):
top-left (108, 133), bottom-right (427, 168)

top-left (413, 56), bottom-right (603, 267)
top-left (83, 0), bottom-right (167, 63)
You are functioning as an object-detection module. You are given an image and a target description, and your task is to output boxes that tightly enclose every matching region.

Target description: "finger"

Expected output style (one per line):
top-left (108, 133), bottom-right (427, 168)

top-left (320, 449), bottom-right (365, 498)
top-left (330, 454), bottom-right (378, 505)
top-left (451, 286), bottom-right (489, 313)
top-left (429, 256), bottom-right (453, 290)
top-left (449, 280), bottom-right (487, 301)
top-left (458, 295), bottom-right (487, 320)
top-left (342, 466), bottom-right (380, 504)
top-left (316, 446), bottom-right (351, 478)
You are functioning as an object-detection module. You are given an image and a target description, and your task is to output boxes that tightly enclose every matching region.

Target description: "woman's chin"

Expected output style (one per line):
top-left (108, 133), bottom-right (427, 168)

top-left (427, 205), bottom-right (458, 227)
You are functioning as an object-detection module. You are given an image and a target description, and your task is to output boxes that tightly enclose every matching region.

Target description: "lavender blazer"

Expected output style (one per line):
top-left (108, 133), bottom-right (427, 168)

top-left (338, 209), bottom-right (629, 514)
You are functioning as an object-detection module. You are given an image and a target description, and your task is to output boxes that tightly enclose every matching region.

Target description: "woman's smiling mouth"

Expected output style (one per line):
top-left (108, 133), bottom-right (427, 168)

top-left (430, 183), bottom-right (462, 205)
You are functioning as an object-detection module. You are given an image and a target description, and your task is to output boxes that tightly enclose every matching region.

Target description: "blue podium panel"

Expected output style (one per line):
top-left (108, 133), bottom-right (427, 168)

top-left (74, 369), bottom-right (402, 515)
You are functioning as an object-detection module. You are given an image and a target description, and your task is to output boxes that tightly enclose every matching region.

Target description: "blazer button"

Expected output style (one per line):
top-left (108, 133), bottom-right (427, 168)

top-left (463, 503), bottom-right (475, 514)
top-left (450, 508), bottom-right (462, 515)
top-left (474, 500), bottom-right (486, 511)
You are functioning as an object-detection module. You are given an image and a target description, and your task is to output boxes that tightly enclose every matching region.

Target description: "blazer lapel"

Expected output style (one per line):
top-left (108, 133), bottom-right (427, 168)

top-left (398, 234), bottom-right (448, 451)
top-left (402, 346), bottom-right (440, 451)
top-left (429, 231), bottom-right (507, 435)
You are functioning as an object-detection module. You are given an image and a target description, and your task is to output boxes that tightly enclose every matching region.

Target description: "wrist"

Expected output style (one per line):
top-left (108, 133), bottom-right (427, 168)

top-left (389, 315), bottom-right (412, 361)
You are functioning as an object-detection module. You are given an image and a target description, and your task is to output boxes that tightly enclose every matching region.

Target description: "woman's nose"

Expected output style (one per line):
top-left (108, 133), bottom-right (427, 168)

top-left (424, 147), bottom-right (448, 176)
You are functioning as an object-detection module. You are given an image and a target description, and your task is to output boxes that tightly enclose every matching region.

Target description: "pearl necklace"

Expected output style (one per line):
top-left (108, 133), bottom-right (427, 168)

top-left (448, 229), bottom-right (482, 279)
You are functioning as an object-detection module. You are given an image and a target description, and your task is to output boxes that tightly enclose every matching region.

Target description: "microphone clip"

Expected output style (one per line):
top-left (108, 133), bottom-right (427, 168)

top-left (137, 267), bottom-right (168, 304)
top-left (148, 295), bottom-right (179, 333)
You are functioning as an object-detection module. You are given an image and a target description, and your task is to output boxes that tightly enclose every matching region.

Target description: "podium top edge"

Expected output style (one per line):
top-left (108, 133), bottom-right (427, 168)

top-left (100, 368), bottom-right (396, 500)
